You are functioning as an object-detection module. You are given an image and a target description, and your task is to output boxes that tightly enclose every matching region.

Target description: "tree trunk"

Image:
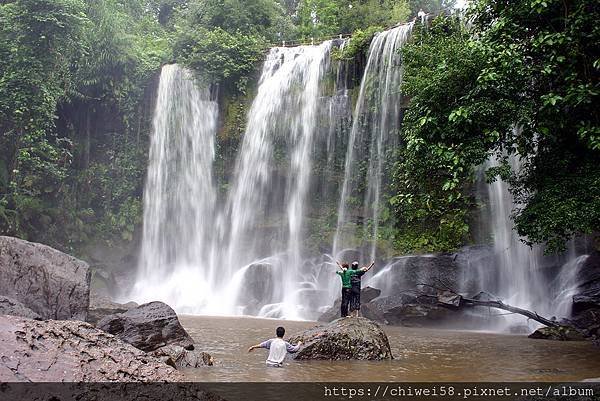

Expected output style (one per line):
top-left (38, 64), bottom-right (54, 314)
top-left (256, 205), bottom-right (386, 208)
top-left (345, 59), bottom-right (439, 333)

top-left (458, 297), bottom-right (560, 328)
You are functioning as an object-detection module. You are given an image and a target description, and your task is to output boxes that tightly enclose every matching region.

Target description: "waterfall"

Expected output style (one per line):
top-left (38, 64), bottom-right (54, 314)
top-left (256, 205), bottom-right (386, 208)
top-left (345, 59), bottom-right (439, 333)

top-left (484, 156), bottom-right (544, 313)
top-left (473, 155), bottom-right (587, 328)
top-left (132, 43), bottom-right (350, 320)
top-left (333, 23), bottom-right (414, 262)
top-left (132, 65), bottom-right (219, 307)
top-left (132, 25), bottom-right (582, 326)
top-left (219, 42), bottom-right (338, 319)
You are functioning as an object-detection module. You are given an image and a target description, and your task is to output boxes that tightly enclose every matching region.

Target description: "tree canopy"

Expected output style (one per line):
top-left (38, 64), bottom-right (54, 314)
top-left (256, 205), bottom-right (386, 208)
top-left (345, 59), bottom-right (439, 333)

top-left (395, 0), bottom-right (599, 252)
top-left (0, 0), bottom-right (597, 256)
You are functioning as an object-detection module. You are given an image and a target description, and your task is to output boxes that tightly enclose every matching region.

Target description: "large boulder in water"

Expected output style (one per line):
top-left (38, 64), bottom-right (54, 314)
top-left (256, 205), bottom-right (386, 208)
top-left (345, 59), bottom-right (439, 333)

top-left (0, 236), bottom-right (90, 321)
top-left (0, 315), bottom-right (183, 382)
top-left (0, 295), bottom-right (41, 320)
top-left (361, 286), bottom-right (382, 303)
top-left (368, 246), bottom-right (495, 297)
top-left (237, 263), bottom-right (275, 306)
top-left (289, 317), bottom-right (392, 360)
top-left (97, 301), bottom-right (194, 351)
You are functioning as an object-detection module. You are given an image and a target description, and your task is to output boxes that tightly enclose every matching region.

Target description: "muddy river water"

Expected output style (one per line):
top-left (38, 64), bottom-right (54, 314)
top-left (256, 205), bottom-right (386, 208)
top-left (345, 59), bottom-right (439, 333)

top-left (179, 316), bottom-right (600, 382)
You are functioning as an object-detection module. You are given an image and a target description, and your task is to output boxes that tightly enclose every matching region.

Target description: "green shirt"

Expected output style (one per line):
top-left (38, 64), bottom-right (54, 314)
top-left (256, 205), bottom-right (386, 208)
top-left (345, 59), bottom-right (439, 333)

top-left (336, 269), bottom-right (359, 288)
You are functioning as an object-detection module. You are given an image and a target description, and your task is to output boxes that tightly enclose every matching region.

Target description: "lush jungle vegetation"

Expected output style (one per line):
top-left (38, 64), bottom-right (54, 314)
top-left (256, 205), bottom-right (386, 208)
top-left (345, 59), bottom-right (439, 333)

top-left (0, 0), bottom-right (597, 257)
top-left (394, 0), bottom-right (599, 252)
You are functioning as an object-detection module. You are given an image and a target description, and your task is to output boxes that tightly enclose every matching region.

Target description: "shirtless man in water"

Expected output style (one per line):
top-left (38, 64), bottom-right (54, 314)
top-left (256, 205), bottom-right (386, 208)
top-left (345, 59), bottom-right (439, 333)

top-left (248, 326), bottom-right (302, 367)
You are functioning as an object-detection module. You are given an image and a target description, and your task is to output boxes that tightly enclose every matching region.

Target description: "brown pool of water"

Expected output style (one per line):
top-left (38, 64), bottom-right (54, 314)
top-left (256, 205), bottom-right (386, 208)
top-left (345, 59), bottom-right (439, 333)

top-left (179, 315), bottom-right (600, 382)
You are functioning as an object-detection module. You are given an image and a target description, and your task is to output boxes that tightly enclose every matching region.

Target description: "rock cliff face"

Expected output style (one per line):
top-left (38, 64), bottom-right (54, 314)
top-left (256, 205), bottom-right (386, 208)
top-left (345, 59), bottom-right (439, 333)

top-left (0, 315), bottom-right (183, 382)
top-left (0, 295), bottom-right (41, 320)
top-left (97, 301), bottom-right (195, 351)
top-left (568, 252), bottom-right (600, 343)
top-left (289, 317), bottom-right (392, 360)
top-left (0, 236), bottom-right (90, 320)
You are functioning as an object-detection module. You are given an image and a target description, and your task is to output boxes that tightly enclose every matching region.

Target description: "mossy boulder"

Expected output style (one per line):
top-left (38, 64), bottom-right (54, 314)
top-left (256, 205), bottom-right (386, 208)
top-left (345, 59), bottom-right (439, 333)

top-left (289, 317), bottom-right (392, 360)
top-left (528, 325), bottom-right (586, 341)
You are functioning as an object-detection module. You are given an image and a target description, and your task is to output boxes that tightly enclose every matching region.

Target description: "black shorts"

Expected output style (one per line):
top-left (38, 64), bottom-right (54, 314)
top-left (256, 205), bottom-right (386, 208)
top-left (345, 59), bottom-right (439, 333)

top-left (349, 285), bottom-right (361, 311)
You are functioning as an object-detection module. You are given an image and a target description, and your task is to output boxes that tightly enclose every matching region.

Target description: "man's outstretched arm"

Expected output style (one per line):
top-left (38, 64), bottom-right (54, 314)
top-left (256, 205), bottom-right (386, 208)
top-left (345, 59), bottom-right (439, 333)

top-left (248, 339), bottom-right (272, 352)
top-left (361, 261), bottom-right (375, 272)
top-left (286, 341), bottom-right (303, 353)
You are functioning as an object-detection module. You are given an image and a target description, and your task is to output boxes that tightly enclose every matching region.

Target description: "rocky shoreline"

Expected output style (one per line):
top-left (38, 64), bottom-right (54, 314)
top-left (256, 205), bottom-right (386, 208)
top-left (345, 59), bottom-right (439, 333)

top-left (0, 236), bottom-right (214, 383)
top-left (1, 235), bottom-right (599, 384)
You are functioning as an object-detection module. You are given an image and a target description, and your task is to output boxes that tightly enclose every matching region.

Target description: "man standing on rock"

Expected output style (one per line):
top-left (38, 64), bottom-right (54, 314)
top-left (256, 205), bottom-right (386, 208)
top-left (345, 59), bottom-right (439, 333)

top-left (335, 261), bottom-right (354, 317)
top-left (248, 326), bottom-right (302, 367)
top-left (349, 260), bottom-right (375, 317)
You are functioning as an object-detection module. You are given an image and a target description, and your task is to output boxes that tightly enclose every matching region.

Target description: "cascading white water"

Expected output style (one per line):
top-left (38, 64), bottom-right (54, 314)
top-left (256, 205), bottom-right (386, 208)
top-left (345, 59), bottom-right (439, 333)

top-left (473, 155), bottom-right (588, 328)
top-left (132, 43), bottom-right (350, 320)
top-left (485, 156), bottom-right (543, 313)
top-left (219, 42), bottom-right (336, 319)
top-left (132, 25), bottom-right (584, 326)
top-left (132, 65), bottom-right (219, 306)
top-left (333, 23), bottom-right (414, 261)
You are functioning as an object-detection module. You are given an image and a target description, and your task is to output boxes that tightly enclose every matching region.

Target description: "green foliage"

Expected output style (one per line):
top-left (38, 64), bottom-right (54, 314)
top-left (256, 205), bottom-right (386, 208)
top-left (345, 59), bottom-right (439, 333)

top-left (396, 0), bottom-right (600, 253)
top-left (333, 26), bottom-right (383, 61)
top-left (171, 0), bottom-right (295, 94)
top-left (391, 16), bottom-right (481, 251)
top-left (174, 27), bottom-right (266, 94)
top-left (296, 0), bottom-right (411, 39)
top-left (408, 0), bottom-right (456, 15)
top-left (0, 0), bottom-right (169, 252)
top-left (184, 0), bottom-right (295, 41)
top-left (77, 139), bottom-right (146, 245)
top-left (0, 0), bottom-right (88, 239)
top-left (470, 0), bottom-right (600, 251)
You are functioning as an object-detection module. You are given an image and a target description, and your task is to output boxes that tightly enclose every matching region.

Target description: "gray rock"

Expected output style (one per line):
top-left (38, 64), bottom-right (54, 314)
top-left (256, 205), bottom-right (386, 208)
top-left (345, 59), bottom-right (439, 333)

top-left (87, 287), bottom-right (138, 325)
top-left (150, 345), bottom-right (214, 369)
top-left (360, 302), bottom-right (388, 324)
top-left (0, 295), bottom-right (41, 320)
top-left (369, 254), bottom-right (462, 295)
top-left (529, 325), bottom-right (586, 341)
top-left (236, 263), bottom-right (274, 305)
top-left (289, 317), bottom-right (392, 360)
top-left (368, 294), bottom-right (455, 327)
top-left (566, 308), bottom-right (600, 339)
top-left (317, 299), bottom-right (342, 322)
top-left (573, 252), bottom-right (600, 313)
top-left (0, 315), bottom-right (183, 382)
top-left (0, 236), bottom-right (90, 321)
top-left (361, 286), bottom-right (381, 303)
top-left (97, 301), bottom-right (194, 352)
